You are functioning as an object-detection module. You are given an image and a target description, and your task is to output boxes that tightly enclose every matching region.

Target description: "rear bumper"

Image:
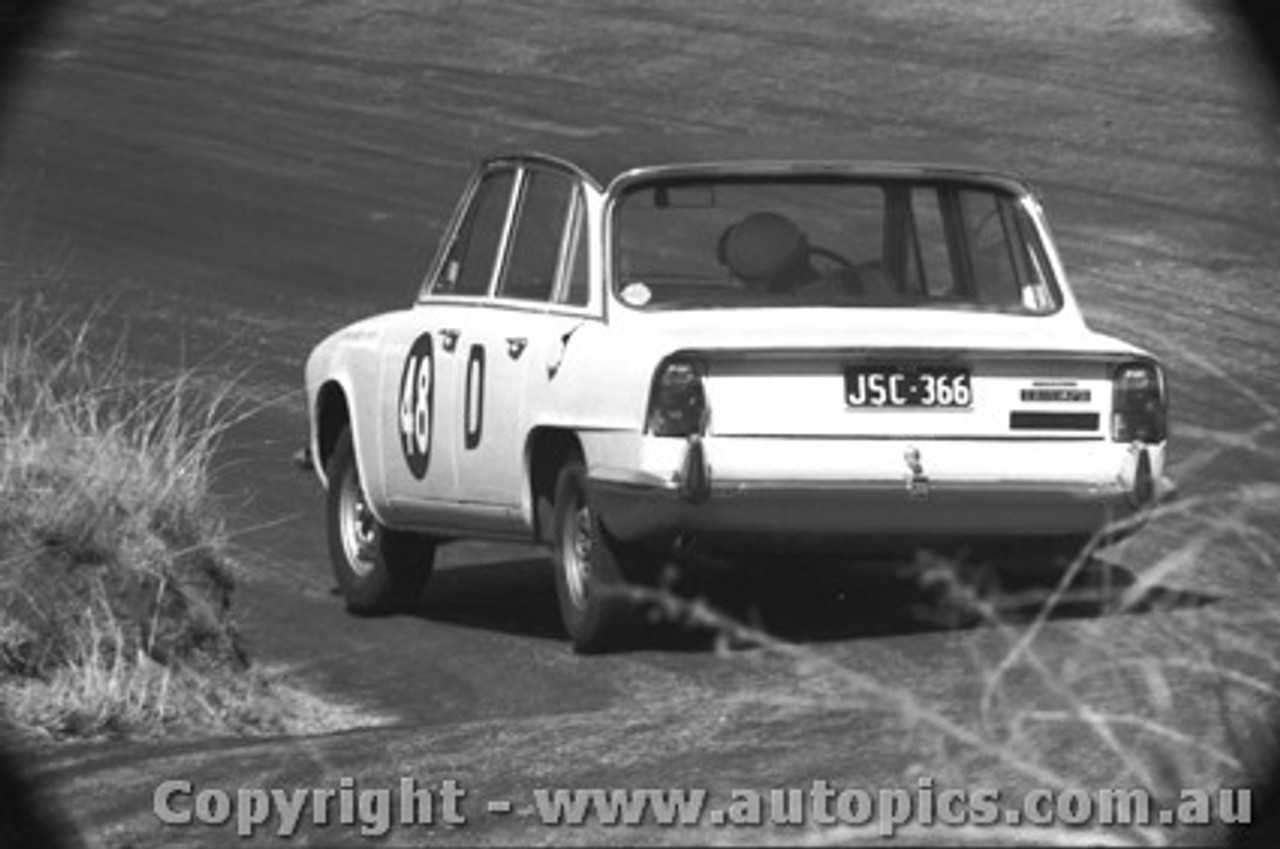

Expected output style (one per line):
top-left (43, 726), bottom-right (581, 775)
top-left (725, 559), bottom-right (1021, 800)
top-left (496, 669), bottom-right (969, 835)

top-left (586, 434), bottom-right (1173, 546)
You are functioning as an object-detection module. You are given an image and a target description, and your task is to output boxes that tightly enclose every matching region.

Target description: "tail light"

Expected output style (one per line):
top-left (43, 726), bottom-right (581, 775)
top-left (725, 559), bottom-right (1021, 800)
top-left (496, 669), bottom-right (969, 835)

top-left (1111, 361), bottom-right (1167, 443)
top-left (646, 358), bottom-right (707, 436)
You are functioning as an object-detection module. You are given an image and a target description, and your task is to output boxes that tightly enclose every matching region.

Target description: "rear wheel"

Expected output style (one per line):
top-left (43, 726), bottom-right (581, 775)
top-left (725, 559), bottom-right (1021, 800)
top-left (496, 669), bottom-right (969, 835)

top-left (326, 429), bottom-right (435, 615)
top-left (552, 460), bottom-right (648, 653)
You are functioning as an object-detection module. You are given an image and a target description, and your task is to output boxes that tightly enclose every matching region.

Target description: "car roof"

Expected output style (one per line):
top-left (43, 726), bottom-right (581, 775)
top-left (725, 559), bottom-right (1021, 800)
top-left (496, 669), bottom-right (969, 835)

top-left (480, 133), bottom-right (1033, 193)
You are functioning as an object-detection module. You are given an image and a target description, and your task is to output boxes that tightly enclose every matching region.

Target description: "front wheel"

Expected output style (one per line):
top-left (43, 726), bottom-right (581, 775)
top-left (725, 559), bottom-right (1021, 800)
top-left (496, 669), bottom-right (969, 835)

top-left (552, 460), bottom-right (648, 653)
top-left (326, 429), bottom-right (435, 615)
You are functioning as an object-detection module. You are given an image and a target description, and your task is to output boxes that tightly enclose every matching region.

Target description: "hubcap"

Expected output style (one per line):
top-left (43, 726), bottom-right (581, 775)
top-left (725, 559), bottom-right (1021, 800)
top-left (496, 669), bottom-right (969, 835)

top-left (339, 465), bottom-right (378, 577)
top-left (562, 501), bottom-right (594, 609)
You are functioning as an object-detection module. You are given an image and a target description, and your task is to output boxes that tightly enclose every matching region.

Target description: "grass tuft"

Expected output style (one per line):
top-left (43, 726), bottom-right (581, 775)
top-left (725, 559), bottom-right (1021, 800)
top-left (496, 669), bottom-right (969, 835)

top-left (0, 299), bottom-right (327, 739)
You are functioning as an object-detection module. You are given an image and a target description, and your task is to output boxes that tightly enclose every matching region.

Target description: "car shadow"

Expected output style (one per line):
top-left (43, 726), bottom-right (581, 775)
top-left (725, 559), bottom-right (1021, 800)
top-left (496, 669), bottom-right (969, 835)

top-left (411, 555), bottom-right (568, 642)
top-left (402, 545), bottom-right (1219, 651)
top-left (701, 557), bottom-right (1218, 646)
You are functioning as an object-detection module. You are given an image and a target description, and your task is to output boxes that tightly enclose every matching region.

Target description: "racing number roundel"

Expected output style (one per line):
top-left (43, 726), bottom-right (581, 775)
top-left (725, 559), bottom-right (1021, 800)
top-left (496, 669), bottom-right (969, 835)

top-left (397, 333), bottom-right (434, 479)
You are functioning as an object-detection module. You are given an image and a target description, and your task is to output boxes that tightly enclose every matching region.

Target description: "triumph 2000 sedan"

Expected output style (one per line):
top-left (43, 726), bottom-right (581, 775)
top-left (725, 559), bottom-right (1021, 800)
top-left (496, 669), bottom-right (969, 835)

top-left (300, 144), bottom-right (1174, 652)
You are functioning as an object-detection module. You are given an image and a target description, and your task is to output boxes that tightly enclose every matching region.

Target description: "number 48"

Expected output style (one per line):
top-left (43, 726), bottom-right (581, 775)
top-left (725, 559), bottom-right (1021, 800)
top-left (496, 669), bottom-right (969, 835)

top-left (399, 353), bottom-right (432, 457)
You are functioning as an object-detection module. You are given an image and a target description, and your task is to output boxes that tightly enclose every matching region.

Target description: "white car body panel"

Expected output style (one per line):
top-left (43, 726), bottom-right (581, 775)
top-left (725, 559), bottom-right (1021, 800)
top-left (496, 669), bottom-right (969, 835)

top-left (303, 150), bottom-right (1173, 555)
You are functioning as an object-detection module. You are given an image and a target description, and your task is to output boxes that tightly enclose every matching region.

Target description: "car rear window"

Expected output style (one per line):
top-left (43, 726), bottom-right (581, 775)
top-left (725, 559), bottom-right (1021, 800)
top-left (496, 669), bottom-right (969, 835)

top-left (613, 175), bottom-right (1061, 313)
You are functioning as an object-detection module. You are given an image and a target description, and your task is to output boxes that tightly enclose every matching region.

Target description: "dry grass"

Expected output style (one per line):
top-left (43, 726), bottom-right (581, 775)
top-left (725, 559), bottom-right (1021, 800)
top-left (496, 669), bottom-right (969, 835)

top-left (0, 298), bottom-right (357, 740)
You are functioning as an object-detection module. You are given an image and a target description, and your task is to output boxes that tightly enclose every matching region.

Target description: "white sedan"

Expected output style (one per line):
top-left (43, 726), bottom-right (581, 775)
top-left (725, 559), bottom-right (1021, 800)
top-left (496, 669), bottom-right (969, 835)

top-left (301, 146), bottom-right (1174, 652)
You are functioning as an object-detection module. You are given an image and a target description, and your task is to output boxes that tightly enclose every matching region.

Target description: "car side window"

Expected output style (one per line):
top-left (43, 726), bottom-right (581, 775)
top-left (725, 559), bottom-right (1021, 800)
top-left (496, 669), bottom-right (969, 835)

top-left (961, 190), bottom-right (1023, 307)
top-left (498, 169), bottom-right (576, 302)
top-left (436, 169), bottom-right (516, 297)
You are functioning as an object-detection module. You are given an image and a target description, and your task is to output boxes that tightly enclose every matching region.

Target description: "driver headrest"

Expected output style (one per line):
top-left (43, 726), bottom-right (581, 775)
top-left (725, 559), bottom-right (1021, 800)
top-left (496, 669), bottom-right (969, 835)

top-left (716, 212), bottom-right (809, 283)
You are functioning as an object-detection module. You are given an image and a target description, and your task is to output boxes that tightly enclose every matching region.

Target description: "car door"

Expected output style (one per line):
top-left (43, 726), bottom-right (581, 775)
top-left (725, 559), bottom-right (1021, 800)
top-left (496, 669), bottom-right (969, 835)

top-left (452, 164), bottom-right (594, 512)
top-left (377, 165), bottom-right (519, 525)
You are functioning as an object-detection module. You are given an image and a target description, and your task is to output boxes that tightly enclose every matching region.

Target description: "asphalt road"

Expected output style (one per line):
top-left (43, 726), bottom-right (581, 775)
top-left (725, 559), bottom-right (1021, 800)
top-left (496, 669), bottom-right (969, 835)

top-left (3, 1), bottom-right (1280, 845)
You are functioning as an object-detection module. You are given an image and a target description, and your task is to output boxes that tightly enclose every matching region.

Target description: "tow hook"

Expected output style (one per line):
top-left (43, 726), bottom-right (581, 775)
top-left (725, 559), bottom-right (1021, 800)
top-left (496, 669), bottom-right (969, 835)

top-left (677, 435), bottom-right (710, 504)
top-left (904, 445), bottom-right (930, 500)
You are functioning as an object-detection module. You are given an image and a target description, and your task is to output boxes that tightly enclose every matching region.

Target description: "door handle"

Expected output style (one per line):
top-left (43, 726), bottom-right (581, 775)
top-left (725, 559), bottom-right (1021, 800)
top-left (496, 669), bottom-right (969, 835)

top-left (546, 322), bottom-right (585, 379)
top-left (506, 337), bottom-right (527, 359)
top-left (439, 328), bottom-right (460, 352)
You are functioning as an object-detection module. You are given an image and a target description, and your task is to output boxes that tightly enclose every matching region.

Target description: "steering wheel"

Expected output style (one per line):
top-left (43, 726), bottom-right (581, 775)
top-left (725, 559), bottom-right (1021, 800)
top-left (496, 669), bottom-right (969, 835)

top-left (808, 244), bottom-right (857, 271)
top-left (794, 244), bottom-right (864, 297)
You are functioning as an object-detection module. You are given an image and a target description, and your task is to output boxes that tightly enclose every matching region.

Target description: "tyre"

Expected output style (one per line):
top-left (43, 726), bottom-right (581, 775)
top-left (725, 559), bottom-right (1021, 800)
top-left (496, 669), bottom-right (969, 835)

top-left (326, 428), bottom-right (435, 615)
top-left (551, 459), bottom-right (647, 653)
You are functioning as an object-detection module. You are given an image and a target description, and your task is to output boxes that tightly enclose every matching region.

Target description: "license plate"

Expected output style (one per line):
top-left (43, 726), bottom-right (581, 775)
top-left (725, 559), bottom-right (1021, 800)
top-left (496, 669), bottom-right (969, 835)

top-left (845, 365), bottom-right (972, 408)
